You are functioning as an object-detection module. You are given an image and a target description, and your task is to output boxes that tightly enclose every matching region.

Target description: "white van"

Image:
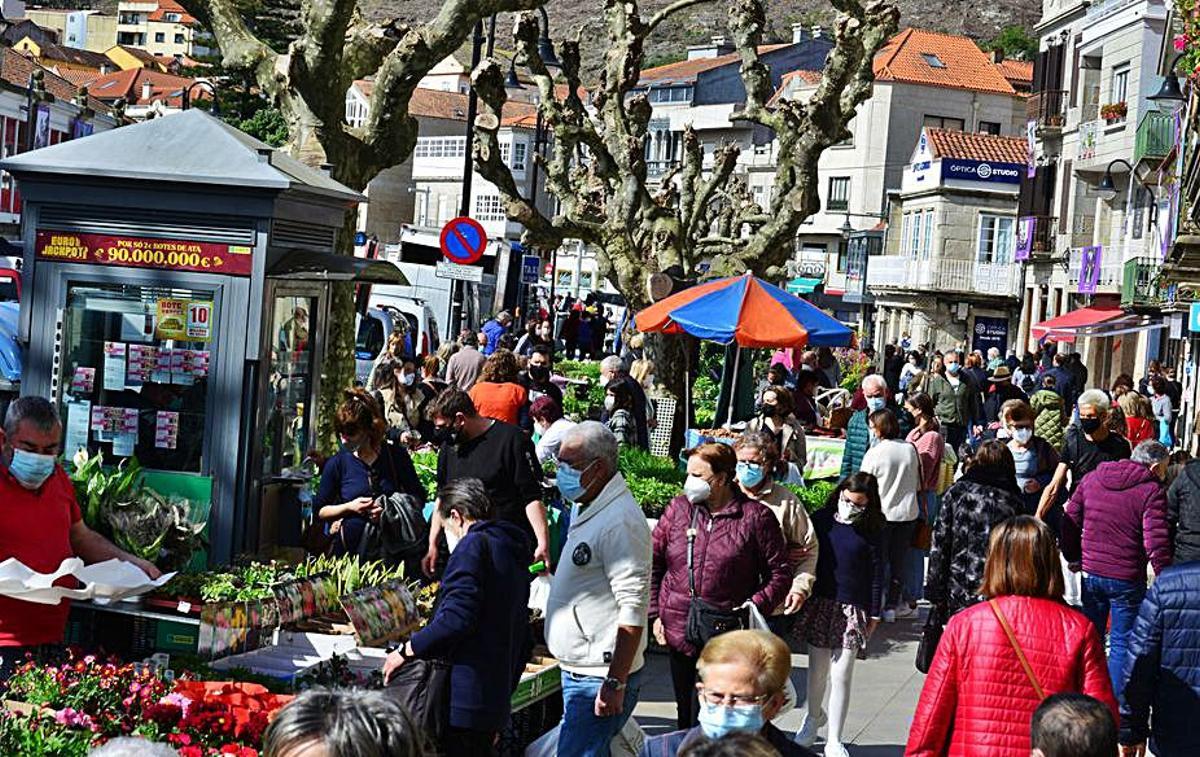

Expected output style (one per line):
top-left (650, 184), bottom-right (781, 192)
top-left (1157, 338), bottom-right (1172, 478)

top-left (354, 295), bottom-right (441, 386)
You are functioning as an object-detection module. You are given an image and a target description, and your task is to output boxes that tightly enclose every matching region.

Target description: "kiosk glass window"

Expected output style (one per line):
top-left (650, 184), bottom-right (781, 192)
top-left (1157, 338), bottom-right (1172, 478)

top-left (59, 282), bottom-right (215, 473)
top-left (264, 295), bottom-right (317, 475)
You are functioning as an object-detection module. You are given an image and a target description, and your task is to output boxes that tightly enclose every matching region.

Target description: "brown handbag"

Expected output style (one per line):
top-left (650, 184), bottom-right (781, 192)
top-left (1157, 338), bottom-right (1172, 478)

top-left (989, 599), bottom-right (1046, 699)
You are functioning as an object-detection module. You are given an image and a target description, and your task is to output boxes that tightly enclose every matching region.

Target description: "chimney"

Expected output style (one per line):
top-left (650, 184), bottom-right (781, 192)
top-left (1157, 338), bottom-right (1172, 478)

top-left (990, 49), bottom-right (1004, 64)
top-left (141, 80), bottom-right (151, 102)
top-left (710, 35), bottom-right (726, 47)
top-left (686, 35), bottom-right (735, 60)
top-left (792, 23), bottom-right (806, 43)
top-left (811, 25), bottom-right (824, 39)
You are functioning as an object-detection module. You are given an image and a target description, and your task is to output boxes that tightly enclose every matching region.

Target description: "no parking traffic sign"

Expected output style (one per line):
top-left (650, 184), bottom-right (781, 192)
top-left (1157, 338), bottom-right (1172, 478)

top-left (439, 216), bottom-right (488, 266)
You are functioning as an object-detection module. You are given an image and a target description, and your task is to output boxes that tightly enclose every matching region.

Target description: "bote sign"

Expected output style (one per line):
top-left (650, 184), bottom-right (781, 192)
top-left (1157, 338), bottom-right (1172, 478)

top-left (35, 231), bottom-right (253, 276)
top-left (941, 159), bottom-right (1023, 185)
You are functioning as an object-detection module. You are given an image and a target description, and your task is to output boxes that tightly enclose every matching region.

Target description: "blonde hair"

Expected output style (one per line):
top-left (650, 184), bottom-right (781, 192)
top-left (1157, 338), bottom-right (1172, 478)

top-left (1118, 391), bottom-right (1152, 421)
top-left (630, 358), bottom-right (654, 385)
top-left (697, 630), bottom-right (791, 694)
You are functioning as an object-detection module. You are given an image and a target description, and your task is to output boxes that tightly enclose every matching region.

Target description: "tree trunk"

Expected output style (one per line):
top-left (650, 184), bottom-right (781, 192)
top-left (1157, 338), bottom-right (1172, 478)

top-left (315, 210), bottom-right (361, 455)
top-left (644, 330), bottom-right (695, 455)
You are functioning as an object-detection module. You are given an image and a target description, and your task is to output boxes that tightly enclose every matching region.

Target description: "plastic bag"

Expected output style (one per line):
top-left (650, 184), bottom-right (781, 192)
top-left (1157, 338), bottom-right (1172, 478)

top-left (528, 575), bottom-right (551, 614)
top-left (743, 602), bottom-right (798, 716)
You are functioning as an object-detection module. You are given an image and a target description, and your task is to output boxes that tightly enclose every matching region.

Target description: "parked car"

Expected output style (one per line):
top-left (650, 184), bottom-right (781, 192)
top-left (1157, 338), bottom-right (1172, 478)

top-left (0, 267), bottom-right (20, 302)
top-left (354, 296), bottom-right (440, 386)
top-left (0, 301), bottom-right (21, 420)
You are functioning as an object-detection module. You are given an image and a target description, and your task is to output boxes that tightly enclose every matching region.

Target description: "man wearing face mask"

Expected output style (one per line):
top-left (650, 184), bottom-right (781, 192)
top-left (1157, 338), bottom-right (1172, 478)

top-left (0, 397), bottom-right (161, 676)
top-left (637, 630), bottom-right (816, 756)
top-left (924, 349), bottom-right (983, 452)
top-left (1037, 390), bottom-right (1131, 525)
top-left (422, 389), bottom-right (549, 577)
top-left (839, 374), bottom-right (890, 480)
top-left (545, 422), bottom-right (652, 757)
top-left (599, 355), bottom-right (649, 450)
top-left (520, 344), bottom-right (563, 409)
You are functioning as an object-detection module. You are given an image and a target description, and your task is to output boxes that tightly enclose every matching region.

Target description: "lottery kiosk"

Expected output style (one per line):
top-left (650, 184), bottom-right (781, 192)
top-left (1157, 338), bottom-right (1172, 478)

top-left (4, 110), bottom-right (404, 564)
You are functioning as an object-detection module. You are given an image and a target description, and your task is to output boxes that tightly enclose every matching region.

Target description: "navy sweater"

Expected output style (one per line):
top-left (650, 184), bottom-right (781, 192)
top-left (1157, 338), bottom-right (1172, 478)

top-left (409, 520), bottom-right (532, 731)
top-left (809, 507), bottom-right (885, 617)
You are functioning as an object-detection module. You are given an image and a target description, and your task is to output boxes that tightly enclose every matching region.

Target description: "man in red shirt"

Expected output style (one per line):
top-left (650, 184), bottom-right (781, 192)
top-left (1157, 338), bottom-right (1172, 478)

top-left (0, 397), bottom-right (161, 675)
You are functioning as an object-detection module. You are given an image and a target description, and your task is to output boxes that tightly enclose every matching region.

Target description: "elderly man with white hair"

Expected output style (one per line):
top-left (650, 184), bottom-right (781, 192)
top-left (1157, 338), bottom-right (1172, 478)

top-left (839, 372), bottom-right (892, 479)
top-left (547, 421), bottom-right (653, 756)
top-left (599, 354), bottom-right (650, 449)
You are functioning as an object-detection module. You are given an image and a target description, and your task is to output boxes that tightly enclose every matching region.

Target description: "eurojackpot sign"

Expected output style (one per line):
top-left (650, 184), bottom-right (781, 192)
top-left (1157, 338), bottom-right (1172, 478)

top-left (940, 158), bottom-right (1024, 185)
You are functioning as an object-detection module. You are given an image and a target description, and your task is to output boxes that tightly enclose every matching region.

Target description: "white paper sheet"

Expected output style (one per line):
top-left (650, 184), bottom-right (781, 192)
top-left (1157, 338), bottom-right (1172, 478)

top-left (64, 399), bottom-right (91, 458)
top-left (0, 557), bottom-right (175, 606)
top-left (102, 342), bottom-right (127, 391)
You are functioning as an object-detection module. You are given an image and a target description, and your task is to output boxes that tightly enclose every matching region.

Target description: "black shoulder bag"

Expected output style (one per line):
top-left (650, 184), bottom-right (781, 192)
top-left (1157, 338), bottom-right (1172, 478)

top-left (915, 603), bottom-right (945, 674)
top-left (358, 438), bottom-right (429, 570)
top-left (684, 506), bottom-right (749, 649)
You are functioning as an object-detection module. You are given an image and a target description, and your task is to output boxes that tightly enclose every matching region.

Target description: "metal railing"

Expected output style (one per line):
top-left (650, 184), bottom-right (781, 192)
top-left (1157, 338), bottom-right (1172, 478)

top-left (1134, 109), bottom-right (1174, 165)
top-left (1028, 216), bottom-right (1057, 254)
top-left (1121, 256), bottom-right (1164, 307)
top-left (1027, 91), bottom-right (1067, 129)
top-left (645, 160), bottom-right (679, 178)
top-left (865, 256), bottom-right (1022, 297)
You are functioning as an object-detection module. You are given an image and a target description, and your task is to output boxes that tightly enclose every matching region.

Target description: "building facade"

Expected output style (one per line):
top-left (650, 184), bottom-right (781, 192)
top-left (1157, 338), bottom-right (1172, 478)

top-left (867, 128), bottom-right (1026, 350)
top-left (1017, 0), bottom-right (1172, 386)
top-left (116, 0), bottom-right (209, 58)
top-left (23, 9), bottom-right (117, 53)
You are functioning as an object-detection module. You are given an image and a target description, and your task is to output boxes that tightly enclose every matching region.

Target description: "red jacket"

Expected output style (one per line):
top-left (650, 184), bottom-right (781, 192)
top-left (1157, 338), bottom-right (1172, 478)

top-left (906, 596), bottom-right (1116, 757)
top-left (649, 493), bottom-right (792, 657)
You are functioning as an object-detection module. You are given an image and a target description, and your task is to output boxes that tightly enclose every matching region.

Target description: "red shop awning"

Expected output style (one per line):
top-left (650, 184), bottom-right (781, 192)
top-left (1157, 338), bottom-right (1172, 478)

top-left (1032, 306), bottom-right (1126, 344)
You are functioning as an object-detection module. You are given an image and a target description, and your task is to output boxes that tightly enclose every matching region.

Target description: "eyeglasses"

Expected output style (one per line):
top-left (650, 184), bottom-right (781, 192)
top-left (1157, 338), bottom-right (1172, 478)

top-left (696, 686), bottom-right (771, 707)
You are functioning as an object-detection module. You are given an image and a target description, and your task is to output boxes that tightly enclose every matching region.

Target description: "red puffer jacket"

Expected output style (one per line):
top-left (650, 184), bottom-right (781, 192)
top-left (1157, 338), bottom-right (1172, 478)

top-left (906, 595), bottom-right (1116, 756)
top-left (649, 493), bottom-right (792, 657)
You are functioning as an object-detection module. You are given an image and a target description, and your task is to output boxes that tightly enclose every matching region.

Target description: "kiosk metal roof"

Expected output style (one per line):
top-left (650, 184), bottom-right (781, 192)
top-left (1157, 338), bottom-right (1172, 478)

top-left (0, 110), bottom-right (365, 204)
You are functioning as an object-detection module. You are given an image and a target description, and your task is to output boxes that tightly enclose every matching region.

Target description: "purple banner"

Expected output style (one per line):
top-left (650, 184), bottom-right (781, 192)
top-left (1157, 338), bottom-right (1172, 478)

top-left (1079, 245), bottom-right (1103, 295)
top-left (1016, 216), bottom-right (1035, 262)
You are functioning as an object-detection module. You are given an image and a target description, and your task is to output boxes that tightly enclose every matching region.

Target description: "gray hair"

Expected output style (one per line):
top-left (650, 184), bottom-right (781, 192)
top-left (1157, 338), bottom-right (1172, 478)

top-left (89, 738), bottom-right (180, 757)
top-left (3, 396), bottom-right (59, 437)
top-left (263, 688), bottom-right (429, 757)
top-left (1077, 389), bottom-right (1110, 414)
top-left (1131, 440), bottom-right (1170, 466)
top-left (561, 420), bottom-right (619, 472)
top-left (862, 374), bottom-right (887, 393)
top-left (600, 355), bottom-right (626, 375)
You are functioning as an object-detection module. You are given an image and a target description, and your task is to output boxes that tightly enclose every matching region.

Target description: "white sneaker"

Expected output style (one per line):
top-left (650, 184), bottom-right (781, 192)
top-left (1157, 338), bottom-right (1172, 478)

top-left (794, 712), bottom-right (827, 747)
top-left (882, 609), bottom-right (896, 623)
top-left (894, 604), bottom-right (917, 620)
top-left (824, 741), bottom-right (851, 757)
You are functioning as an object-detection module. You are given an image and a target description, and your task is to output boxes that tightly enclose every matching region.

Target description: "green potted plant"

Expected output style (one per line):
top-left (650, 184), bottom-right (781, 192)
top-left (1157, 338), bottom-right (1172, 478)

top-left (1100, 101), bottom-right (1127, 123)
top-left (69, 450), bottom-right (142, 534)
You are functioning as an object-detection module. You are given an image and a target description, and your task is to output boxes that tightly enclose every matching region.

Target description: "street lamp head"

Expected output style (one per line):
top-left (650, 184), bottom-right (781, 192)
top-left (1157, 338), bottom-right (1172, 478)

top-left (840, 215), bottom-right (854, 240)
top-left (1097, 171), bottom-right (1119, 202)
top-left (1149, 73), bottom-right (1186, 104)
top-left (537, 6), bottom-right (559, 70)
top-left (505, 58), bottom-right (524, 89)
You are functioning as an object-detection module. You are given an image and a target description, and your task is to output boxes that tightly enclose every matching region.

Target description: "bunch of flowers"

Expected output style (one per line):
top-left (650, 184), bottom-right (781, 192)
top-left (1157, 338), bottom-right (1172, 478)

top-left (0, 651), bottom-right (286, 756)
top-left (1175, 1), bottom-right (1200, 82)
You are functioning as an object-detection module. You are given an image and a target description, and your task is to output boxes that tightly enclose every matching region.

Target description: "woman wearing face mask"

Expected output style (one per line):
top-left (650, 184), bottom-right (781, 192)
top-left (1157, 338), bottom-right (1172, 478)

top-left (604, 381), bottom-right (638, 447)
top-left (858, 409), bottom-right (921, 623)
top-left (902, 391), bottom-right (943, 607)
top-left (649, 443), bottom-right (792, 730)
top-left (1001, 400), bottom-right (1059, 516)
top-left (468, 349), bottom-right (529, 426)
top-left (372, 357), bottom-right (424, 446)
top-left (793, 473), bottom-right (885, 757)
top-left (315, 389), bottom-right (426, 562)
top-left (530, 397), bottom-right (576, 465)
top-left (746, 386), bottom-right (806, 477)
top-left (629, 358), bottom-right (658, 432)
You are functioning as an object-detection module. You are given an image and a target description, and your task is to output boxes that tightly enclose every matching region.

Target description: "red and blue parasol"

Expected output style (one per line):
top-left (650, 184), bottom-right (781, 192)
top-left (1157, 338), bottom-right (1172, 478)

top-left (635, 272), bottom-right (854, 348)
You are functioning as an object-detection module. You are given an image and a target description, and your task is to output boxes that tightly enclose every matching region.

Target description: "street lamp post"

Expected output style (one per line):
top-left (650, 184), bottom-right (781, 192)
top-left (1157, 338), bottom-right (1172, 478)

top-left (181, 81), bottom-right (219, 114)
top-left (1097, 158), bottom-right (1157, 226)
top-left (1149, 52), bottom-right (1188, 105)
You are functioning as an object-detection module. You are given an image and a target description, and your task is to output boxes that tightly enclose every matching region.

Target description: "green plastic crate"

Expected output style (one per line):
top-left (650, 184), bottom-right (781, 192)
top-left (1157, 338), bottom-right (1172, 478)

top-left (510, 660), bottom-right (561, 712)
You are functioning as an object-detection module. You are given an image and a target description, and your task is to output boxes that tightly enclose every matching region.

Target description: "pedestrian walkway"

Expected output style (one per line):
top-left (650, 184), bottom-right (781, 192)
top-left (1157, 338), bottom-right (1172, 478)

top-left (633, 615), bottom-right (925, 755)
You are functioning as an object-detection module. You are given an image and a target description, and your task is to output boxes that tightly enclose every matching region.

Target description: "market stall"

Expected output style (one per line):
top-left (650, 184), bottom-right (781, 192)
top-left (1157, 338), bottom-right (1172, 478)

top-left (3, 111), bottom-right (406, 564)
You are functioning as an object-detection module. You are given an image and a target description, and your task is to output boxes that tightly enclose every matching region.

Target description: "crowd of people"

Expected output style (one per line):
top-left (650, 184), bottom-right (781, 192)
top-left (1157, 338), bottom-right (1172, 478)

top-left (7, 300), bottom-right (1200, 757)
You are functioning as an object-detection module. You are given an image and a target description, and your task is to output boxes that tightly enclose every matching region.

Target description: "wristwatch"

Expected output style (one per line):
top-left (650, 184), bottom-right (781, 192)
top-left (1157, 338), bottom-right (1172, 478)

top-left (601, 676), bottom-right (626, 692)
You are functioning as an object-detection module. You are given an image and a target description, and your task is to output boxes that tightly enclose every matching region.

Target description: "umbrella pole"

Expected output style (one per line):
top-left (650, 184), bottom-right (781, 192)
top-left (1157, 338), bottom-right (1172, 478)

top-left (726, 346), bottom-right (741, 428)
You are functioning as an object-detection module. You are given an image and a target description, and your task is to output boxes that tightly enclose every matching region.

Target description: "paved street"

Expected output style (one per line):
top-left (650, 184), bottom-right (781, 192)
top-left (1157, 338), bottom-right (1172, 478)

top-left (634, 614), bottom-right (925, 755)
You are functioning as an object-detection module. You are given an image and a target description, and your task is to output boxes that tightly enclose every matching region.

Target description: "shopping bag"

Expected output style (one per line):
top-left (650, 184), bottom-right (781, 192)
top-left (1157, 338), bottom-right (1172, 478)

top-left (743, 602), bottom-right (798, 716)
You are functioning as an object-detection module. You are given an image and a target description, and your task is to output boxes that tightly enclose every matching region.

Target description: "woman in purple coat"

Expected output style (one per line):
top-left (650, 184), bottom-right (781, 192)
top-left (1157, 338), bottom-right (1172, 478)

top-left (649, 442), bottom-right (792, 730)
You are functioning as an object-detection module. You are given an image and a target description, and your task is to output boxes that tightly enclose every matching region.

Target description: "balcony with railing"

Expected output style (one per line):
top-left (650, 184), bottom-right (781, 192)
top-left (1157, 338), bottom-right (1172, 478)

top-left (1027, 91), bottom-right (1067, 131)
top-left (1071, 214), bottom-right (1096, 249)
top-left (1028, 216), bottom-right (1057, 256)
top-left (1067, 247), bottom-right (1123, 293)
top-left (1121, 256), bottom-right (1165, 307)
top-left (866, 256), bottom-right (1022, 298)
top-left (646, 160), bottom-right (679, 179)
top-left (1134, 109), bottom-right (1174, 167)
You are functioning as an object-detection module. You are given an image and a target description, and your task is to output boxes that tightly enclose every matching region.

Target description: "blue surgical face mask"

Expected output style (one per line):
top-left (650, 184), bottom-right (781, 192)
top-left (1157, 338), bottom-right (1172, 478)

top-left (946, 362), bottom-right (961, 375)
top-left (866, 396), bottom-right (886, 413)
top-left (7, 448), bottom-right (57, 490)
top-left (555, 459), bottom-right (595, 502)
top-left (736, 461), bottom-right (766, 489)
top-left (698, 699), bottom-right (765, 739)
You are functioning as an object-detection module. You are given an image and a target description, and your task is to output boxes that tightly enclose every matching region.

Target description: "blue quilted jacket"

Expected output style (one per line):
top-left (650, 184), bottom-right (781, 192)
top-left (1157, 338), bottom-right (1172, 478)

top-left (1120, 561), bottom-right (1200, 754)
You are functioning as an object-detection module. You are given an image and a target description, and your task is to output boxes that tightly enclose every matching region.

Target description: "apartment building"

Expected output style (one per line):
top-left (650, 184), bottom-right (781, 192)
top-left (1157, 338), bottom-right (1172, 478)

top-left (770, 28), bottom-right (1031, 325)
top-left (868, 128), bottom-right (1026, 349)
top-left (116, 0), bottom-right (209, 58)
top-left (23, 9), bottom-right (117, 53)
top-left (1017, 0), bottom-right (1172, 385)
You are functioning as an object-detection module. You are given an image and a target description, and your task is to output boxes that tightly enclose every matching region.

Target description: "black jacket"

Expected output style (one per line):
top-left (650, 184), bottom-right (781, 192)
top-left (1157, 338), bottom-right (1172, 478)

top-left (1167, 460), bottom-right (1200, 563)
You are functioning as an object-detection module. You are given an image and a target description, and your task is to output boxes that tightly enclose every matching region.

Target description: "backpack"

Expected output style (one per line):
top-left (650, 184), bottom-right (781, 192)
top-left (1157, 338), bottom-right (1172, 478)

top-left (1019, 373), bottom-right (1035, 394)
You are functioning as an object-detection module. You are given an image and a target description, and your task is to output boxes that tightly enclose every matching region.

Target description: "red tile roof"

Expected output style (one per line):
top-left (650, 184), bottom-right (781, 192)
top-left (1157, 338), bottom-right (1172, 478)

top-left (24, 39), bottom-right (112, 69)
top-left (147, 0), bottom-right (197, 25)
top-left (55, 67), bottom-right (101, 88)
top-left (873, 28), bottom-right (1016, 95)
top-left (86, 68), bottom-right (194, 103)
top-left (354, 82), bottom-right (539, 127)
top-left (638, 45), bottom-right (789, 85)
top-left (925, 127), bottom-right (1028, 164)
top-left (114, 45), bottom-right (157, 64)
top-left (994, 59), bottom-right (1034, 89)
top-left (0, 48), bottom-right (111, 114)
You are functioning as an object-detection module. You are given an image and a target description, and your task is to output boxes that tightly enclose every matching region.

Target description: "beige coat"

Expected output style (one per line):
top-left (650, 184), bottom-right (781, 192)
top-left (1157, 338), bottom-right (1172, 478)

top-left (744, 482), bottom-right (818, 610)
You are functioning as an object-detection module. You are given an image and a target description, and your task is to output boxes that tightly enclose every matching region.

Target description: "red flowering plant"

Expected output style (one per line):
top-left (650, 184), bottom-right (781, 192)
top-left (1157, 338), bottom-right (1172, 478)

top-left (1176, 1), bottom-right (1200, 81)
